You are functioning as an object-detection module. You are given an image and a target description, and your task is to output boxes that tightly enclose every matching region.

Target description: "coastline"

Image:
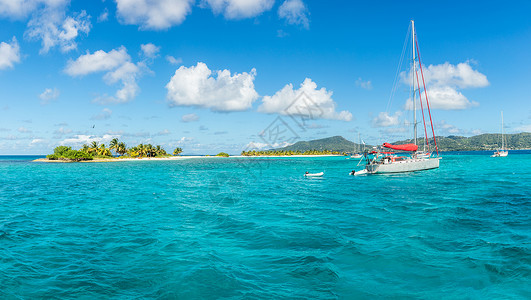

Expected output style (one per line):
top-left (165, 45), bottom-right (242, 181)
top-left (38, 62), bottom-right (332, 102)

top-left (33, 154), bottom-right (344, 163)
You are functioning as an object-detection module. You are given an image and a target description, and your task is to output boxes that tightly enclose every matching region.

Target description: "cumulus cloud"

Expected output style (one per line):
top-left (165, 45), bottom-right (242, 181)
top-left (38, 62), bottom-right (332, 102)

top-left (166, 62), bottom-right (259, 112)
top-left (65, 47), bottom-right (143, 103)
top-left (403, 61), bottom-right (488, 110)
top-left (202, 0), bottom-right (274, 19)
top-left (0, 37), bottom-right (21, 70)
top-left (39, 87), bottom-right (60, 104)
top-left (278, 0), bottom-right (309, 29)
top-left (405, 86), bottom-right (479, 110)
top-left (91, 108), bottom-right (112, 120)
top-left (140, 43), bottom-right (160, 59)
top-left (258, 78), bottom-right (352, 121)
top-left (371, 111), bottom-right (401, 127)
top-left (24, 3), bottom-right (91, 54)
top-left (181, 113), bottom-right (199, 122)
top-left (115, 0), bottom-right (193, 30)
top-left (166, 55), bottom-right (182, 65)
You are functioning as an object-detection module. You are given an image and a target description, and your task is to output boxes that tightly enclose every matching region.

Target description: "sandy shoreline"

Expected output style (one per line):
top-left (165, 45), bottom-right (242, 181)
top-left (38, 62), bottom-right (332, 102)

top-left (33, 154), bottom-right (343, 163)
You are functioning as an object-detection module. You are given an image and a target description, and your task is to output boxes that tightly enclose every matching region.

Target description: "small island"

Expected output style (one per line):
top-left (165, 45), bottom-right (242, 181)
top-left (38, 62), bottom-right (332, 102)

top-left (36, 138), bottom-right (185, 162)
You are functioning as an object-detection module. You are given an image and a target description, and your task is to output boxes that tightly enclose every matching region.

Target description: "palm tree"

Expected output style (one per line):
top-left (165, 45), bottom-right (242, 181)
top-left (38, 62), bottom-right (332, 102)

top-left (155, 145), bottom-right (166, 156)
top-left (81, 144), bottom-right (90, 153)
top-left (116, 142), bottom-right (127, 156)
top-left (89, 141), bottom-right (99, 154)
top-left (173, 147), bottom-right (183, 156)
top-left (109, 138), bottom-right (119, 154)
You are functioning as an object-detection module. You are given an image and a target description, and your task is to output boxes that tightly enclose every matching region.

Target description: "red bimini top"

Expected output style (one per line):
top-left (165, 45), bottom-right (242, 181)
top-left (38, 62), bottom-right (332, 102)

top-left (382, 143), bottom-right (418, 152)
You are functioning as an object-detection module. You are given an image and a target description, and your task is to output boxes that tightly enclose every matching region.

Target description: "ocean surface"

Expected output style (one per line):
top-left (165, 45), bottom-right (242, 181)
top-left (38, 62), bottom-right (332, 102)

top-left (1, 152), bottom-right (530, 299)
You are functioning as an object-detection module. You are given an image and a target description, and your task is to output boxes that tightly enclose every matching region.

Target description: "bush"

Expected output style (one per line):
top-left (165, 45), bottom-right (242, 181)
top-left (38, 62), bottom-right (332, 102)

top-left (46, 154), bottom-right (59, 160)
top-left (216, 152), bottom-right (229, 157)
top-left (63, 150), bottom-right (93, 161)
top-left (53, 146), bottom-right (72, 156)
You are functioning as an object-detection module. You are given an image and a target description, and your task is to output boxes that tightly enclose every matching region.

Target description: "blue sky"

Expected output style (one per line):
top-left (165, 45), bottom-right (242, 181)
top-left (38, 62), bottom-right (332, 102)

top-left (0, 0), bottom-right (530, 155)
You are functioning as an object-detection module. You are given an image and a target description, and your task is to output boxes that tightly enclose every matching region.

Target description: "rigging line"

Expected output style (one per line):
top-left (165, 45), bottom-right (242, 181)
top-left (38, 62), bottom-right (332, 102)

top-left (414, 55), bottom-right (430, 151)
top-left (385, 23), bottom-right (411, 114)
top-left (415, 35), bottom-right (438, 155)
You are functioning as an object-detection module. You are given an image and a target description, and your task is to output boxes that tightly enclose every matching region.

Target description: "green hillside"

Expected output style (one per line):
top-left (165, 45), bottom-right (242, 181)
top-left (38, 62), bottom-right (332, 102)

top-left (393, 132), bottom-right (531, 151)
top-left (275, 136), bottom-right (369, 153)
top-left (275, 133), bottom-right (531, 152)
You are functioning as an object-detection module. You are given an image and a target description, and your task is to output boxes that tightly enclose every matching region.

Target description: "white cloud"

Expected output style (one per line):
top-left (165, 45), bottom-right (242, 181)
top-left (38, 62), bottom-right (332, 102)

top-left (39, 87), bottom-right (60, 104)
top-left (278, 0), bottom-right (309, 29)
top-left (177, 136), bottom-right (194, 145)
top-left (97, 8), bottom-right (108, 22)
top-left (258, 78), bottom-right (352, 121)
top-left (405, 86), bottom-right (479, 110)
top-left (402, 61), bottom-right (488, 110)
top-left (25, 5), bottom-right (91, 54)
top-left (166, 62), bottom-right (259, 112)
top-left (421, 61), bottom-right (489, 89)
top-left (202, 0), bottom-right (274, 19)
top-left (30, 138), bottom-right (46, 145)
top-left (181, 113), bottom-right (199, 122)
top-left (372, 111), bottom-right (401, 127)
top-left (91, 108), bottom-right (112, 120)
top-left (1, 1), bottom-right (90, 53)
top-left (64, 47), bottom-right (129, 75)
top-left (53, 127), bottom-right (72, 135)
top-left (140, 43), bottom-right (160, 58)
top-left (355, 77), bottom-right (372, 90)
top-left (115, 0), bottom-right (193, 30)
top-left (436, 120), bottom-right (461, 135)
top-left (0, 37), bottom-right (21, 70)
top-left (18, 126), bottom-right (32, 133)
top-left (65, 47), bottom-right (143, 103)
top-left (60, 134), bottom-right (119, 147)
top-left (157, 129), bottom-right (171, 135)
top-left (515, 124), bottom-right (531, 133)
top-left (166, 55), bottom-right (182, 65)
top-left (244, 141), bottom-right (293, 150)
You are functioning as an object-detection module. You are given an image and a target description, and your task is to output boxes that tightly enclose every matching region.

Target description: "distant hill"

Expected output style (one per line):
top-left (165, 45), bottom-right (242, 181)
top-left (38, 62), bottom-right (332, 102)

top-left (274, 133), bottom-right (531, 152)
top-left (393, 132), bottom-right (531, 151)
top-left (275, 136), bottom-right (369, 153)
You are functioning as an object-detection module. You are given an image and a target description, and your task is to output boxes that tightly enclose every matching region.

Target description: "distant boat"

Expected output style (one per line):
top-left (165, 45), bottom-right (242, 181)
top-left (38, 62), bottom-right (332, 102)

top-left (350, 133), bottom-right (363, 158)
top-left (304, 172), bottom-right (324, 177)
top-left (364, 20), bottom-right (441, 174)
top-left (491, 111), bottom-right (508, 157)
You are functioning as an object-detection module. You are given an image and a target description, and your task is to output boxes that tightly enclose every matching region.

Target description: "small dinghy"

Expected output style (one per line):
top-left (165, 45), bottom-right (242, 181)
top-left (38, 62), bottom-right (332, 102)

top-left (304, 172), bottom-right (324, 177)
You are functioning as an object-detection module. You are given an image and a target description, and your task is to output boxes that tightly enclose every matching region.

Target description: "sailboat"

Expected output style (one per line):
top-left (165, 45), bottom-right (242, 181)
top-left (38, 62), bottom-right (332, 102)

top-left (364, 20), bottom-right (440, 174)
top-left (491, 111), bottom-right (508, 157)
top-left (350, 133), bottom-right (363, 158)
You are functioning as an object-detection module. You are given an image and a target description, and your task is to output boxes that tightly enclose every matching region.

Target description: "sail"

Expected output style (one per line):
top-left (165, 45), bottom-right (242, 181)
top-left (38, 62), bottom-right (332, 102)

top-left (383, 143), bottom-right (418, 152)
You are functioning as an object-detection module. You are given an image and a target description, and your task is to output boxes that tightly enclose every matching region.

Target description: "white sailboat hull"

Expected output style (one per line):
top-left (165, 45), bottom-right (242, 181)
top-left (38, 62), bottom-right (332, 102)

top-left (491, 151), bottom-right (508, 157)
top-left (366, 157), bottom-right (440, 174)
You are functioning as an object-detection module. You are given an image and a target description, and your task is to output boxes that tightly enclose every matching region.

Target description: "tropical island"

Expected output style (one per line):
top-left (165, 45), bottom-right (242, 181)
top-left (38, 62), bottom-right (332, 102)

top-left (37, 138), bottom-right (185, 162)
top-left (37, 133), bottom-right (531, 162)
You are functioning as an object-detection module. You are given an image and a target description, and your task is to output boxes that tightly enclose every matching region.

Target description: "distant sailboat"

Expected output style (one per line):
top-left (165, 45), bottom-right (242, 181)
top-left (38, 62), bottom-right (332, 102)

top-left (351, 133), bottom-right (363, 158)
top-left (364, 20), bottom-right (440, 174)
top-left (491, 111), bottom-right (508, 157)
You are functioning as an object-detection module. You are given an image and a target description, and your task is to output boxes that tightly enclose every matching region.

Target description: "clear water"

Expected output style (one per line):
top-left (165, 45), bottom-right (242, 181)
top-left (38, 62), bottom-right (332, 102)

top-left (1, 152), bottom-right (529, 298)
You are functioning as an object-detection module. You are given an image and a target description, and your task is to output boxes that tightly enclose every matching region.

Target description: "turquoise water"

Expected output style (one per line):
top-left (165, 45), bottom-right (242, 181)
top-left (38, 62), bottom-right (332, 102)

top-left (1, 152), bottom-right (530, 298)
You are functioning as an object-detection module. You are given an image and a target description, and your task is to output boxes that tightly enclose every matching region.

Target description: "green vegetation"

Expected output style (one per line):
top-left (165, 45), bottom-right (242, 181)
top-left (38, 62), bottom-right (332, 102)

top-left (275, 136), bottom-right (367, 154)
top-left (241, 149), bottom-right (343, 156)
top-left (173, 147), bottom-right (183, 156)
top-left (46, 139), bottom-right (176, 161)
top-left (393, 132), bottom-right (531, 151)
top-left (216, 152), bottom-right (230, 157)
top-left (47, 146), bottom-right (93, 162)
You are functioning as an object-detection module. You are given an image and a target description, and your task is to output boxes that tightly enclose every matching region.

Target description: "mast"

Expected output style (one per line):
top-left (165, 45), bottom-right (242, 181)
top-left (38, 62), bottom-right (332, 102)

top-left (501, 111), bottom-right (504, 151)
top-left (411, 20), bottom-right (417, 146)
